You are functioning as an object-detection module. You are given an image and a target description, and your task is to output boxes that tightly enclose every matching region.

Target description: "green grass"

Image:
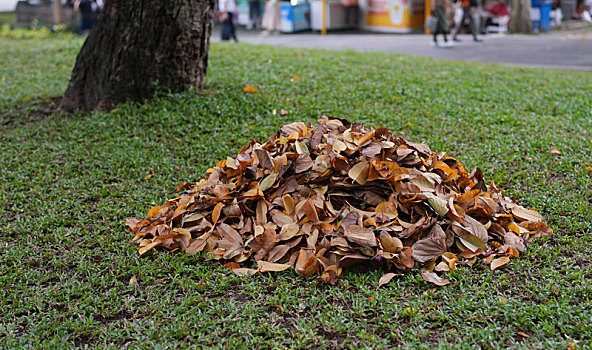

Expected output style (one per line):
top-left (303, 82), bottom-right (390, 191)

top-left (0, 12), bottom-right (15, 24)
top-left (1, 36), bottom-right (592, 349)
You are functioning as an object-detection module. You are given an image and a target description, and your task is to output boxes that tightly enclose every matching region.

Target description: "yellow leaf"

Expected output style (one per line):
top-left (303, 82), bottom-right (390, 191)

top-left (295, 249), bottom-right (317, 277)
top-left (243, 86), bottom-right (259, 93)
top-left (549, 148), bottom-right (562, 155)
top-left (144, 174), bottom-right (152, 180)
top-left (585, 166), bottom-right (592, 173)
top-left (290, 75), bottom-right (300, 82)
top-left (491, 256), bottom-right (511, 270)
top-left (146, 205), bottom-right (161, 218)
top-left (380, 231), bottom-right (403, 253)
top-left (211, 202), bottom-right (224, 224)
top-left (375, 201), bottom-right (397, 219)
top-left (282, 194), bottom-right (295, 215)
top-left (257, 261), bottom-right (292, 272)
top-left (139, 240), bottom-right (162, 255)
top-left (129, 275), bottom-right (138, 286)
top-left (172, 227), bottom-right (192, 239)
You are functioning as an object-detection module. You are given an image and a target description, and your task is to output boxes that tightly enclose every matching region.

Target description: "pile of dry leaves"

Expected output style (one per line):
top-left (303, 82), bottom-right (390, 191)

top-left (126, 117), bottom-right (552, 286)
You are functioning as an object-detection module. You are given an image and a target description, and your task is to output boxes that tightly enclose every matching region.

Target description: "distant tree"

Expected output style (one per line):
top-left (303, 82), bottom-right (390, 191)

top-left (61, 0), bottom-right (215, 112)
top-left (508, 0), bottom-right (533, 33)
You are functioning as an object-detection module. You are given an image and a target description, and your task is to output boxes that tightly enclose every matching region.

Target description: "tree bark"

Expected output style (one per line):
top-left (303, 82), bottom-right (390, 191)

top-left (61, 0), bottom-right (215, 112)
top-left (52, 0), bottom-right (62, 24)
top-left (508, 0), bottom-right (533, 33)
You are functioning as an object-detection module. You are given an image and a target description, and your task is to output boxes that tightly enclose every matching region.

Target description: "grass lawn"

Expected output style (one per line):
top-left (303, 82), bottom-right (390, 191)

top-left (0, 12), bottom-right (15, 25)
top-left (1, 34), bottom-right (591, 349)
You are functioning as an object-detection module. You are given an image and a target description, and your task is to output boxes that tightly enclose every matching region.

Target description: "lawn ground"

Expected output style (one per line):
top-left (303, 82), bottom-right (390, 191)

top-left (1, 35), bottom-right (591, 349)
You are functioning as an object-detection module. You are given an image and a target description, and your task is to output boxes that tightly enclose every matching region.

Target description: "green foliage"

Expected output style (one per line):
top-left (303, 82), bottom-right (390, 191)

top-left (0, 37), bottom-right (591, 349)
top-left (0, 24), bottom-right (75, 40)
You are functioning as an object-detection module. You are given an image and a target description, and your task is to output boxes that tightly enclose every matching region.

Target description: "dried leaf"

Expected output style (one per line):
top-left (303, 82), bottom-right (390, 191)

top-left (512, 206), bottom-right (543, 222)
top-left (344, 225), bottom-right (377, 248)
top-left (378, 272), bottom-right (403, 288)
top-left (259, 173), bottom-right (278, 192)
top-left (348, 161), bottom-right (370, 185)
top-left (412, 235), bottom-right (447, 263)
top-left (491, 256), bottom-right (511, 270)
top-left (211, 202), bottom-right (224, 224)
top-left (458, 234), bottom-right (487, 253)
top-left (257, 261), bottom-right (292, 272)
top-left (139, 240), bottom-right (162, 255)
top-left (248, 228), bottom-right (279, 260)
top-left (421, 271), bottom-right (450, 286)
top-left (146, 206), bottom-right (161, 218)
top-left (424, 192), bottom-right (449, 216)
top-left (295, 249), bottom-right (317, 277)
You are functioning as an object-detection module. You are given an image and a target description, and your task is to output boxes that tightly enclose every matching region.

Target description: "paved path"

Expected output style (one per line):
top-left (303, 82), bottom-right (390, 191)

top-left (213, 27), bottom-right (592, 71)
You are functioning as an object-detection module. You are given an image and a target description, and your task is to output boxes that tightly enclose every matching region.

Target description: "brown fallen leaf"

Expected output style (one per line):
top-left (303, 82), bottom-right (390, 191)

top-left (514, 331), bottom-right (530, 339)
top-left (378, 272), bottom-right (404, 288)
top-left (549, 148), bottom-right (562, 155)
top-left (421, 271), bottom-right (450, 286)
top-left (257, 261), bottom-right (292, 272)
top-left (491, 256), bottom-right (511, 270)
top-left (139, 240), bottom-right (162, 255)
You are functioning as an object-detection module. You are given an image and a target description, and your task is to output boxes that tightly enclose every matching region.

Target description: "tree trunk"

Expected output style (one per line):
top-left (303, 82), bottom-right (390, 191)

top-left (61, 0), bottom-right (215, 112)
top-left (52, 0), bottom-right (62, 24)
top-left (508, 0), bottom-right (533, 33)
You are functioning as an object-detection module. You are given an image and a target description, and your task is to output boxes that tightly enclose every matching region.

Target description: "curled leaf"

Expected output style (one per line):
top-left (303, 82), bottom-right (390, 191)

top-left (421, 271), bottom-right (450, 286)
top-left (491, 256), bottom-right (511, 271)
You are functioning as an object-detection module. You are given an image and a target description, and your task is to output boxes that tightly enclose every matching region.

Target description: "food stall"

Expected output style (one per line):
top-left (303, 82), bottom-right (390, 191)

top-left (359, 0), bottom-right (425, 33)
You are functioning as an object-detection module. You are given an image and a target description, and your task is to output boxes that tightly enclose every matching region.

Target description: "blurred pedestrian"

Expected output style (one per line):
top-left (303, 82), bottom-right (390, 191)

top-left (482, 0), bottom-right (509, 32)
top-left (74, 0), bottom-right (103, 35)
top-left (262, 0), bottom-right (281, 35)
top-left (550, 0), bottom-right (563, 26)
top-left (451, 0), bottom-right (483, 42)
top-left (219, 0), bottom-right (239, 42)
top-left (248, 0), bottom-right (262, 29)
top-left (431, 0), bottom-right (452, 46)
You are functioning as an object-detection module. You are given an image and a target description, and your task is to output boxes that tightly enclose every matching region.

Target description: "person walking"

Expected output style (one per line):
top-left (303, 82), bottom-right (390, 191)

top-left (451, 0), bottom-right (482, 42)
top-left (261, 0), bottom-right (281, 35)
top-left (248, 0), bottom-right (262, 29)
top-left (74, 0), bottom-right (103, 35)
top-left (431, 0), bottom-right (451, 46)
top-left (219, 0), bottom-right (239, 42)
